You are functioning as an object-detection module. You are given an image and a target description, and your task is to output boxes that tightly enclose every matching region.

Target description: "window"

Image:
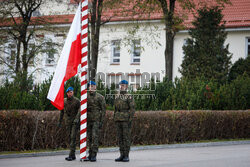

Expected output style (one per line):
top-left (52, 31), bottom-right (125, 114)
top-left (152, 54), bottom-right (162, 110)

top-left (28, 42), bottom-right (35, 65)
top-left (246, 38), bottom-right (250, 57)
top-left (6, 43), bottom-right (16, 65)
top-left (46, 51), bottom-right (55, 65)
top-left (45, 35), bottom-right (56, 66)
top-left (32, 9), bottom-right (41, 17)
top-left (131, 40), bottom-right (141, 64)
top-left (111, 40), bottom-right (120, 64)
top-left (107, 74), bottom-right (121, 90)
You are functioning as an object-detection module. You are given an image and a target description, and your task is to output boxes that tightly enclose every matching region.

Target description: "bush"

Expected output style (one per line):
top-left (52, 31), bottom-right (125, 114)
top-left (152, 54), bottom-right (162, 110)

top-left (0, 74), bottom-right (249, 111)
top-left (0, 79), bottom-right (39, 110)
top-left (0, 110), bottom-right (249, 152)
top-left (228, 56), bottom-right (250, 82)
top-left (213, 73), bottom-right (250, 109)
top-left (0, 76), bottom-right (81, 111)
top-left (133, 75), bottom-right (250, 110)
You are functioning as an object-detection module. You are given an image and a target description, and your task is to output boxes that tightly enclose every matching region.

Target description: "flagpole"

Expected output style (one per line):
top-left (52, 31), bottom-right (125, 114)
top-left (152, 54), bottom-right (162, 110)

top-left (80, 0), bottom-right (88, 161)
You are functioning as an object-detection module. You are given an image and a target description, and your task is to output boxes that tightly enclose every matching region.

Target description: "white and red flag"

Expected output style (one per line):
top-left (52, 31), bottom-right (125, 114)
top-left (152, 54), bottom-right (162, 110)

top-left (47, 4), bottom-right (82, 110)
top-left (47, 1), bottom-right (89, 160)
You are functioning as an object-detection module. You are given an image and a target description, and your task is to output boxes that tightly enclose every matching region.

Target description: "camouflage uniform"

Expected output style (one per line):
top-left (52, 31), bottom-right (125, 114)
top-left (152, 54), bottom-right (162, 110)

top-left (59, 96), bottom-right (80, 158)
top-left (114, 91), bottom-right (135, 159)
top-left (87, 91), bottom-right (106, 158)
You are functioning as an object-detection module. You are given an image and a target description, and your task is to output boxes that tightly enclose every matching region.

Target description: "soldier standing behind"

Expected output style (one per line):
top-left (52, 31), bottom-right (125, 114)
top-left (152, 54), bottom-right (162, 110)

top-left (84, 81), bottom-right (106, 162)
top-left (114, 80), bottom-right (135, 162)
top-left (58, 86), bottom-right (80, 161)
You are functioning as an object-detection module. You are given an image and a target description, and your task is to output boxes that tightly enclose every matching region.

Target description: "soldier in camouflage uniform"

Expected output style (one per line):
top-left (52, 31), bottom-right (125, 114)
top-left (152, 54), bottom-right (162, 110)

top-left (114, 80), bottom-right (135, 162)
top-left (84, 81), bottom-right (106, 162)
top-left (58, 87), bottom-right (80, 161)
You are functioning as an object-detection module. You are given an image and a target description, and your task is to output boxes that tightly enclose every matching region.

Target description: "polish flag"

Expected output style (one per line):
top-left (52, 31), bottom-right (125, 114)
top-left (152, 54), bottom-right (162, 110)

top-left (47, 4), bottom-right (81, 110)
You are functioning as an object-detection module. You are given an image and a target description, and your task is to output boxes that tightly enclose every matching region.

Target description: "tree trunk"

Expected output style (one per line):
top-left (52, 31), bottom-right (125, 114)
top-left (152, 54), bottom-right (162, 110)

top-left (89, 0), bottom-right (103, 81)
top-left (165, 30), bottom-right (174, 80)
top-left (15, 40), bottom-right (21, 73)
top-left (22, 41), bottom-right (28, 73)
top-left (159, 0), bottom-right (176, 81)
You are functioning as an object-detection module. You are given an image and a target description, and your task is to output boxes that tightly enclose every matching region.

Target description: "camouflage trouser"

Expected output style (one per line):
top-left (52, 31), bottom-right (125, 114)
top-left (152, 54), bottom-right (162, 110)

top-left (66, 120), bottom-right (78, 157)
top-left (115, 121), bottom-right (131, 156)
top-left (87, 121), bottom-right (100, 155)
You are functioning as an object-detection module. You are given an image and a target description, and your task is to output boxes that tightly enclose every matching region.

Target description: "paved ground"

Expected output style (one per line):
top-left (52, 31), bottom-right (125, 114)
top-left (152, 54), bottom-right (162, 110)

top-left (0, 143), bottom-right (250, 167)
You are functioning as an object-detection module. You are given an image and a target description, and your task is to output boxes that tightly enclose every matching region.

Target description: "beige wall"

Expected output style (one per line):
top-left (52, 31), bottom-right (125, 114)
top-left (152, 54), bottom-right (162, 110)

top-left (97, 22), bottom-right (165, 85)
top-left (40, 0), bottom-right (77, 15)
top-left (173, 29), bottom-right (250, 79)
top-left (1, 1), bottom-right (250, 85)
top-left (226, 30), bottom-right (250, 62)
top-left (97, 24), bottom-right (250, 82)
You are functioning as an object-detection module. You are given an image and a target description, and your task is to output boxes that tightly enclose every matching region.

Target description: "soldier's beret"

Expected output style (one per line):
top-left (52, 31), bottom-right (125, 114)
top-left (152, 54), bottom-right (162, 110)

top-left (88, 81), bottom-right (96, 86)
top-left (66, 86), bottom-right (74, 92)
top-left (119, 80), bottom-right (128, 85)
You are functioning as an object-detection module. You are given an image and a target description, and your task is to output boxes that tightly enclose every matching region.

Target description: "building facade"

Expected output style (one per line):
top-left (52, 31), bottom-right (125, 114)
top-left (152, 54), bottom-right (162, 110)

top-left (0, 0), bottom-right (250, 88)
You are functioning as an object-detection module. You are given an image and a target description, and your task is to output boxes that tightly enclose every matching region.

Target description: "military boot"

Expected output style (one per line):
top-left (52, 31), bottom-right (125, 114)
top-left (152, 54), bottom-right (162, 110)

top-left (115, 152), bottom-right (124, 162)
top-left (84, 151), bottom-right (92, 161)
top-left (122, 152), bottom-right (129, 162)
top-left (65, 154), bottom-right (76, 161)
top-left (83, 155), bottom-right (91, 161)
top-left (90, 152), bottom-right (97, 162)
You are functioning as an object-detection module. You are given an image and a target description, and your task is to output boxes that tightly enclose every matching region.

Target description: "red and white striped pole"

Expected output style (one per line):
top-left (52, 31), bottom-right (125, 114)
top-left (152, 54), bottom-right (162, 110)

top-left (80, 0), bottom-right (88, 161)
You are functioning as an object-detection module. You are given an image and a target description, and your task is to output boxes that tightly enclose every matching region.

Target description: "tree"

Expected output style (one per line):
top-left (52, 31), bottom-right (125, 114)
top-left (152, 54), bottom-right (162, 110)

top-left (228, 56), bottom-right (250, 82)
top-left (179, 6), bottom-right (232, 83)
top-left (68, 0), bottom-right (130, 81)
top-left (132, 0), bottom-right (230, 81)
top-left (88, 0), bottom-right (104, 81)
top-left (158, 0), bottom-right (184, 81)
top-left (87, 0), bottom-right (132, 81)
top-left (0, 0), bottom-right (60, 91)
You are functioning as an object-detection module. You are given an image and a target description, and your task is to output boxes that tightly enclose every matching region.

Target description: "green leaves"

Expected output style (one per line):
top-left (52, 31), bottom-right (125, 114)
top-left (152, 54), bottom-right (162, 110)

top-left (180, 6), bottom-right (232, 83)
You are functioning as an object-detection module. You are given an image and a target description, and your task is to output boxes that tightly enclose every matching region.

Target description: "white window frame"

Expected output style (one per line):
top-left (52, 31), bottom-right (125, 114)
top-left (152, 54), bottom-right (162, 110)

top-left (246, 37), bottom-right (250, 58)
top-left (131, 40), bottom-right (141, 64)
top-left (5, 41), bottom-right (16, 65)
top-left (111, 40), bottom-right (121, 64)
top-left (46, 50), bottom-right (56, 66)
top-left (108, 75), bottom-right (121, 90)
top-left (32, 9), bottom-right (41, 17)
top-left (45, 35), bottom-right (56, 66)
top-left (28, 39), bottom-right (36, 66)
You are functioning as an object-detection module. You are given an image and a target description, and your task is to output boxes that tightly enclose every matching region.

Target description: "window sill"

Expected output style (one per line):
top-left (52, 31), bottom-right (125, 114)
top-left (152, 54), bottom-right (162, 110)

top-left (130, 63), bottom-right (140, 65)
top-left (45, 64), bottom-right (56, 66)
top-left (110, 63), bottom-right (120, 65)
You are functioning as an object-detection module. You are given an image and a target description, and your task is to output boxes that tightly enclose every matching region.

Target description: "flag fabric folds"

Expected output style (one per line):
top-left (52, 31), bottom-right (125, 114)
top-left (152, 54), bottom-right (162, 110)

top-left (47, 4), bottom-right (81, 110)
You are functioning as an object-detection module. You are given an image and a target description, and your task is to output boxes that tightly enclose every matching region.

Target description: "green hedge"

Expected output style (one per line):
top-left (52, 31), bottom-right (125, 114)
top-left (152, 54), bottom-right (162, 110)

top-left (0, 76), bottom-right (81, 111)
top-left (134, 74), bottom-right (250, 110)
top-left (0, 74), bottom-right (249, 111)
top-left (0, 110), bottom-right (249, 152)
